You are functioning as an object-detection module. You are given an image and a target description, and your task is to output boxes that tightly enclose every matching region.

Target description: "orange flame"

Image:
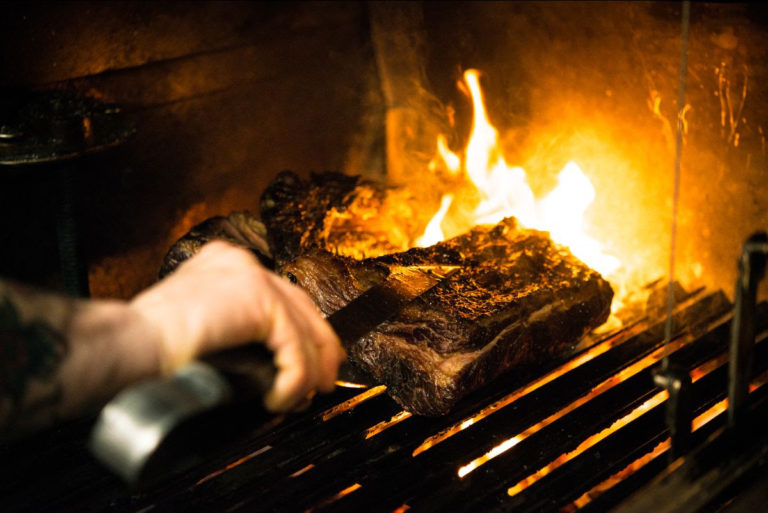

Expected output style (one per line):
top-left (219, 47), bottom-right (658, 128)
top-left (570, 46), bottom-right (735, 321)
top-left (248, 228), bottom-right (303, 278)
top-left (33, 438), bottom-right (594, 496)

top-left (415, 194), bottom-right (454, 247)
top-left (418, 69), bottom-right (620, 277)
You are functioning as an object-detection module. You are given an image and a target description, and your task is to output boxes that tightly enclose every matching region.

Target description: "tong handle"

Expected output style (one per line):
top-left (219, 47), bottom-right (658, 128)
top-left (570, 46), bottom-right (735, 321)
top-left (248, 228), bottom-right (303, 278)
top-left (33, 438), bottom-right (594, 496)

top-left (89, 343), bottom-right (279, 486)
top-left (201, 342), bottom-right (278, 401)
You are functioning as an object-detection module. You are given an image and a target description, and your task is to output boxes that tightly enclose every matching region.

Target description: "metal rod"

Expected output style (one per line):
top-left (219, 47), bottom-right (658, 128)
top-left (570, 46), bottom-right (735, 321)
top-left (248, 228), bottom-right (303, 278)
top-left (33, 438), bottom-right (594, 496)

top-left (663, 0), bottom-right (691, 368)
top-left (653, 365), bottom-right (692, 460)
top-left (728, 233), bottom-right (768, 427)
top-left (654, 0), bottom-right (693, 462)
top-left (55, 164), bottom-right (89, 297)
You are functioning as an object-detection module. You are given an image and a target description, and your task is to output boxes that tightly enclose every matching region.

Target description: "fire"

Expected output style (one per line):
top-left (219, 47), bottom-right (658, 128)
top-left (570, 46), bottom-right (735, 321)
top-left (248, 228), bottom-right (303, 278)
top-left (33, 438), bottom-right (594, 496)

top-left (415, 194), bottom-right (454, 247)
top-left (506, 390), bottom-right (670, 497)
top-left (418, 69), bottom-right (620, 277)
top-left (568, 366), bottom-right (768, 510)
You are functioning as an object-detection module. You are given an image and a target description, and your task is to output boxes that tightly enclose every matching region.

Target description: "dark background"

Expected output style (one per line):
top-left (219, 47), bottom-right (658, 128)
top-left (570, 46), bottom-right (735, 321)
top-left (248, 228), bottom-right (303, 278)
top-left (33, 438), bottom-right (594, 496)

top-left (0, 1), bottom-right (766, 300)
top-left (0, 1), bottom-right (377, 297)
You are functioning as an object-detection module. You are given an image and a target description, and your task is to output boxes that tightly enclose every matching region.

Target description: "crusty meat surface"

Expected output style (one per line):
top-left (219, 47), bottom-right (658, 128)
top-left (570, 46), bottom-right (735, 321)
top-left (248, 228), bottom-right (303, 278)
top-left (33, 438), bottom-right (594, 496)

top-left (281, 217), bottom-right (613, 415)
top-left (159, 211), bottom-right (272, 278)
top-left (260, 170), bottom-right (428, 263)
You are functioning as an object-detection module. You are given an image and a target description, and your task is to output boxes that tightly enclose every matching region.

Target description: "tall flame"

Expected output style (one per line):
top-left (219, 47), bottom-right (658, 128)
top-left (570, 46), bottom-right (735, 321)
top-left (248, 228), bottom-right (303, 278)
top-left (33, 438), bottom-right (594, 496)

top-left (418, 69), bottom-right (620, 277)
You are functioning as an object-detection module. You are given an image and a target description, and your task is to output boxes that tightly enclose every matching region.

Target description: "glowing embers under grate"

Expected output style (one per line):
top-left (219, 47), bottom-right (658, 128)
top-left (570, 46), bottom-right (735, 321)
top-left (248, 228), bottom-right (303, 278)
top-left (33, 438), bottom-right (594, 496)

top-left (507, 357), bottom-right (768, 500)
top-left (565, 372), bottom-right (768, 512)
top-left (455, 312), bottom-right (732, 478)
top-left (126, 292), bottom-right (768, 513)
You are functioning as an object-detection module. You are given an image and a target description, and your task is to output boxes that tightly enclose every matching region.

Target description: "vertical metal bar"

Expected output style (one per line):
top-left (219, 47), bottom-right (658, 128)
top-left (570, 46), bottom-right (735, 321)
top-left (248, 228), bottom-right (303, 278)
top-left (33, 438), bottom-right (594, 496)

top-left (655, 0), bottom-right (692, 462)
top-left (55, 164), bottom-right (89, 297)
top-left (728, 233), bottom-right (768, 427)
top-left (654, 366), bottom-right (692, 460)
top-left (663, 0), bottom-right (691, 367)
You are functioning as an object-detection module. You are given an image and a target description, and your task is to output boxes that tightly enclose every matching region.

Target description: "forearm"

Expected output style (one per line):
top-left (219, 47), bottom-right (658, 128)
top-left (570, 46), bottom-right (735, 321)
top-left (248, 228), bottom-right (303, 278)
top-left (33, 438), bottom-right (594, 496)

top-left (0, 241), bottom-right (345, 438)
top-left (0, 280), bottom-right (161, 438)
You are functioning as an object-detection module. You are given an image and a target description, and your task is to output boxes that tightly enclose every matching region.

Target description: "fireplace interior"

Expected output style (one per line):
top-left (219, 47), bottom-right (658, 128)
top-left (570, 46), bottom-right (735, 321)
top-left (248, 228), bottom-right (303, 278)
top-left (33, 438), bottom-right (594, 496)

top-left (1, 2), bottom-right (768, 512)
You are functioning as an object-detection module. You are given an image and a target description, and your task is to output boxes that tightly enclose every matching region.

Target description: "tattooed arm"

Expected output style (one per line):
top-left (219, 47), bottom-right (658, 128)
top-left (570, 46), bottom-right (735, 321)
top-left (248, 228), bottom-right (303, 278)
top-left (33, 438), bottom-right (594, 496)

top-left (0, 241), bottom-right (344, 439)
top-left (0, 282), bottom-right (161, 437)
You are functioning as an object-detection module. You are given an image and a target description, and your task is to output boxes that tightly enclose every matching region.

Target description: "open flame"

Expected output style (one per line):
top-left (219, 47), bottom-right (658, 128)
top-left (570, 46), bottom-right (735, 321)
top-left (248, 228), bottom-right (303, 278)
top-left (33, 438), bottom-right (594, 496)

top-left (417, 69), bottom-right (621, 277)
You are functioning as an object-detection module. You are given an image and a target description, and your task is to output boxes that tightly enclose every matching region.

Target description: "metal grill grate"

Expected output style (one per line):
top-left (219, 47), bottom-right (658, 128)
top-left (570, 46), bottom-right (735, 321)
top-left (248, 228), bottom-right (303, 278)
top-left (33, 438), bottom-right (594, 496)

top-left (128, 288), bottom-right (768, 512)
top-left (3, 287), bottom-right (767, 513)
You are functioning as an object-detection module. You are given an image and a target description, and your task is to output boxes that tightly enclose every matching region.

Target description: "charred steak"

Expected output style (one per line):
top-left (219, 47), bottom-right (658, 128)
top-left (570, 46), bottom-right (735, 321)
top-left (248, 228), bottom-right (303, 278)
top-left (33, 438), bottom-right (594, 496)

top-left (281, 217), bottom-right (613, 415)
top-left (260, 170), bottom-right (430, 263)
top-left (159, 211), bottom-right (272, 279)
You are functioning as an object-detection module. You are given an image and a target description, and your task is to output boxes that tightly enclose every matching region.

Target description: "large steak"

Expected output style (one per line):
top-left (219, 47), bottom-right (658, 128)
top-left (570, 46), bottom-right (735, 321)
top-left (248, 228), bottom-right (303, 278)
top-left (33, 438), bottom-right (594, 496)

top-left (281, 218), bottom-right (613, 415)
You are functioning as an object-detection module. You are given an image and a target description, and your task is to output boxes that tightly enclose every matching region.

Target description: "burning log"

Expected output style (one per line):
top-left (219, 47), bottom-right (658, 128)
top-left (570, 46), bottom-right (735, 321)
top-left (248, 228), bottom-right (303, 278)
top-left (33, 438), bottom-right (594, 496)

top-left (162, 171), bottom-right (613, 415)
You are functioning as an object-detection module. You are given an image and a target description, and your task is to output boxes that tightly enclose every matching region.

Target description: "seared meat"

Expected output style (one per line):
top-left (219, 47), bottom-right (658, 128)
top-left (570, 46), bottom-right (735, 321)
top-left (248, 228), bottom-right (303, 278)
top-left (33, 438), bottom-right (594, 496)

top-left (260, 170), bottom-right (429, 263)
top-left (159, 211), bottom-right (272, 278)
top-left (281, 217), bottom-right (613, 415)
top-left (259, 170), bottom-right (364, 265)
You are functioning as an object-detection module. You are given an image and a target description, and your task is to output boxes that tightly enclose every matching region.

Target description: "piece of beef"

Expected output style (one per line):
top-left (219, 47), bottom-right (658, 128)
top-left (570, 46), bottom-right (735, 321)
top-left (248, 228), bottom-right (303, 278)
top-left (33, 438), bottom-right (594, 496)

top-left (260, 171), bottom-right (364, 265)
top-left (281, 217), bottom-right (614, 415)
top-left (159, 211), bottom-right (272, 278)
top-left (260, 170), bottom-right (432, 263)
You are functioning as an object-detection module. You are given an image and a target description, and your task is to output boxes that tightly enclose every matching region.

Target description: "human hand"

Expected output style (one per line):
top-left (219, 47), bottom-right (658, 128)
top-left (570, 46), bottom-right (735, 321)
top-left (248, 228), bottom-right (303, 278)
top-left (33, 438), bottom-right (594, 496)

top-left (130, 241), bottom-right (345, 411)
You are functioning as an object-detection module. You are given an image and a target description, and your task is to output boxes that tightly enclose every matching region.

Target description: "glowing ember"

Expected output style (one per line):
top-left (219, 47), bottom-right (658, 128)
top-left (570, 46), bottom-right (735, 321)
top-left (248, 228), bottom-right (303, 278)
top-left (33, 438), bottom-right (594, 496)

top-left (289, 464), bottom-right (316, 479)
top-left (194, 445), bottom-right (272, 486)
top-left (455, 327), bottom-right (704, 478)
top-left (335, 380), bottom-right (370, 389)
top-left (414, 292), bottom-right (710, 458)
top-left (413, 324), bottom-right (643, 458)
top-left (364, 410), bottom-right (413, 439)
top-left (320, 385), bottom-right (387, 421)
top-left (305, 483), bottom-right (362, 513)
top-left (568, 439), bottom-right (671, 510)
top-left (506, 390), bottom-right (669, 497)
top-left (418, 69), bottom-right (620, 277)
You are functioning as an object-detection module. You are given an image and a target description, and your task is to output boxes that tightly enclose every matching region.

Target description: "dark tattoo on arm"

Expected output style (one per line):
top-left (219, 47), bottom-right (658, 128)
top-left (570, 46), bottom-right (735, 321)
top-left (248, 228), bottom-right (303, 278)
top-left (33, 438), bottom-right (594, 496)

top-left (0, 296), bottom-right (68, 433)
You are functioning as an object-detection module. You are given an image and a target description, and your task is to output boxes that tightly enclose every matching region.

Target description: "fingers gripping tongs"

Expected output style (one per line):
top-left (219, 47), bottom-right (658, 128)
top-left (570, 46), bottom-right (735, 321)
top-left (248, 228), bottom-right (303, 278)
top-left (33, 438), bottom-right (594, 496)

top-left (89, 265), bottom-right (458, 485)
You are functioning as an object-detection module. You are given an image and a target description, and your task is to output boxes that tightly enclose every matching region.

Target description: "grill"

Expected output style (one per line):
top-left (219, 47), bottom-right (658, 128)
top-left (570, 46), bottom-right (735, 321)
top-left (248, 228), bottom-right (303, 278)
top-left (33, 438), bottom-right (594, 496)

top-left (3, 278), bottom-right (767, 512)
top-left (2, 3), bottom-right (768, 512)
